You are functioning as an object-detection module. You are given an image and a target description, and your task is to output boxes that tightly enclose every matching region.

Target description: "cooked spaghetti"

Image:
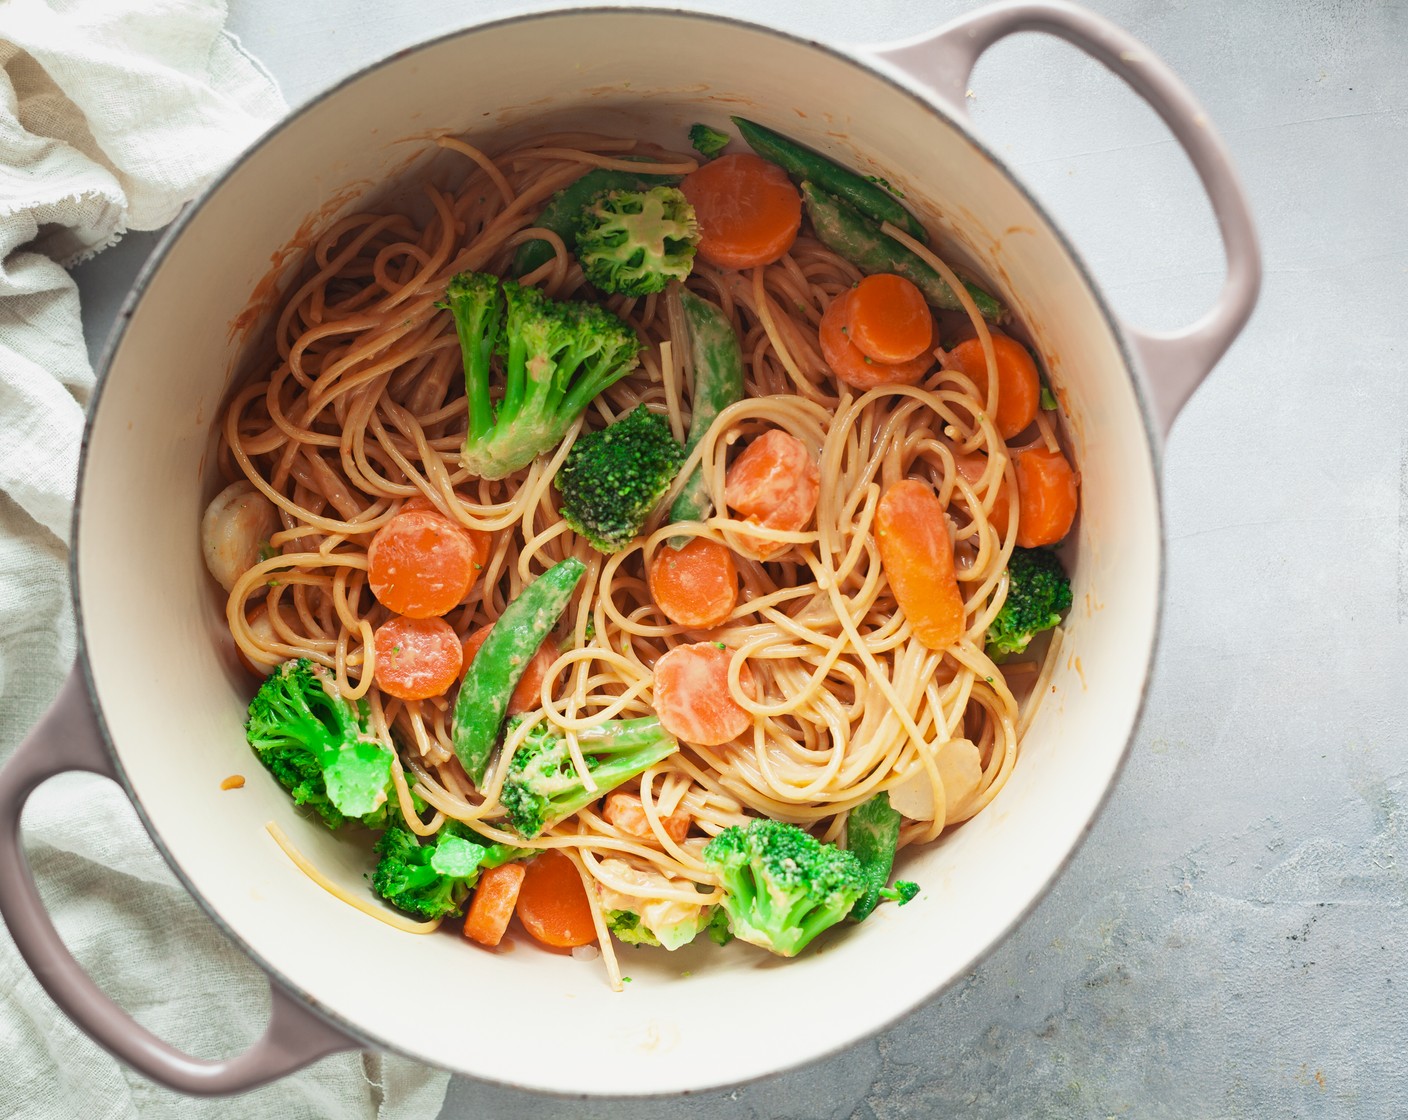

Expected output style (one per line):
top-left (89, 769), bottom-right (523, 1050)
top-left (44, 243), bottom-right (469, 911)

top-left (206, 127), bottom-right (1077, 986)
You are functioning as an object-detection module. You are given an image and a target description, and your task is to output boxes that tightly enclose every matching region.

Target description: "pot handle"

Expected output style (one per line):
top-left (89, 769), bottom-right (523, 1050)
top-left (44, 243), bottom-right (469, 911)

top-left (0, 666), bottom-right (361, 1095)
top-left (870, 0), bottom-right (1261, 435)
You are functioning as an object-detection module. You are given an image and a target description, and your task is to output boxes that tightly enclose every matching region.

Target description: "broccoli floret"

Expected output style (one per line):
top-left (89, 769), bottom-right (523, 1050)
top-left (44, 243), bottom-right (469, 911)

top-left (437, 817), bottom-right (534, 869)
top-left (245, 659), bottom-right (394, 829)
top-left (985, 547), bottom-right (1073, 658)
top-left (370, 820), bottom-right (486, 920)
top-left (604, 906), bottom-right (716, 951)
top-left (689, 122), bottom-right (731, 160)
top-left (706, 906), bottom-right (734, 946)
top-left (575, 187), bottom-right (699, 296)
top-left (880, 880), bottom-right (919, 905)
top-left (444, 271), bottom-right (643, 480)
top-left (556, 405), bottom-right (685, 552)
top-left (499, 716), bottom-right (679, 838)
top-left (702, 819), bottom-right (866, 957)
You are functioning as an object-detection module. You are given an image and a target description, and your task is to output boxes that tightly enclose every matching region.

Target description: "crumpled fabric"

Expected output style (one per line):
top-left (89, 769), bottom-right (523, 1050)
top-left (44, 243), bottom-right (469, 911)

top-left (0, 2), bottom-right (449, 1115)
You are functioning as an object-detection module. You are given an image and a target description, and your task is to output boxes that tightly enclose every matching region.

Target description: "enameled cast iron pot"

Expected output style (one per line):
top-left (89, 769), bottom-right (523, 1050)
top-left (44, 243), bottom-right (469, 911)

top-left (0, 2), bottom-right (1259, 1098)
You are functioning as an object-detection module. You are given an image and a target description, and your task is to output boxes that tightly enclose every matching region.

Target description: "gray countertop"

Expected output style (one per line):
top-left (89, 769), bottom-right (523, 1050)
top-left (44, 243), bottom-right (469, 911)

top-left (71, 0), bottom-right (1408, 1114)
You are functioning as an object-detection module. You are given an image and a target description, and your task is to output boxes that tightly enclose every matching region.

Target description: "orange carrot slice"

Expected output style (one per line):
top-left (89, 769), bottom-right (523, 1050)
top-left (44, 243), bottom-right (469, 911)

top-left (819, 289), bottom-right (933, 390)
top-left (876, 479), bottom-right (965, 651)
top-left (463, 861), bottom-right (527, 947)
top-left (653, 641), bottom-right (756, 747)
top-left (846, 273), bottom-right (933, 363)
top-left (367, 510), bottom-right (479, 618)
top-left (649, 538), bottom-right (739, 629)
top-left (1014, 447), bottom-right (1078, 547)
top-left (723, 429), bottom-right (820, 556)
top-left (679, 153), bottom-right (802, 269)
top-left (943, 333), bottom-right (1040, 441)
top-left (372, 615), bottom-right (463, 700)
top-left (515, 850), bottom-right (597, 949)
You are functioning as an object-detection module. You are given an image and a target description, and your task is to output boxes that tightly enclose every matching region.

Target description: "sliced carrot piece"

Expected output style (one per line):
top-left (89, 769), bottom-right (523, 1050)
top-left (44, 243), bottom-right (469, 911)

top-left (463, 861), bottom-right (526, 947)
top-left (515, 849), bottom-right (597, 949)
top-left (876, 480), bottom-right (965, 651)
top-left (819, 289), bottom-right (933, 391)
top-left (846, 273), bottom-right (933, 363)
top-left (602, 790), bottom-right (692, 845)
top-left (679, 153), bottom-right (802, 269)
top-left (1014, 447), bottom-right (1078, 547)
top-left (653, 641), bottom-right (756, 747)
top-left (373, 615), bottom-right (463, 700)
top-left (398, 498), bottom-right (493, 578)
top-left (952, 452), bottom-right (1013, 536)
top-left (462, 624), bottom-right (558, 716)
top-left (723, 429), bottom-right (821, 557)
top-left (367, 510), bottom-right (479, 618)
top-left (649, 538), bottom-right (738, 629)
top-left (942, 333), bottom-right (1041, 441)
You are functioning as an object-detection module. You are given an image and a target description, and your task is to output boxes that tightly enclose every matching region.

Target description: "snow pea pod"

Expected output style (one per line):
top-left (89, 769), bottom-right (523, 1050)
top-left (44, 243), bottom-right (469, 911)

top-left (732, 116), bottom-right (928, 244)
top-left (452, 557), bottom-right (585, 784)
top-left (512, 167), bottom-right (678, 277)
top-left (801, 181), bottom-right (1004, 321)
top-left (668, 288), bottom-right (745, 545)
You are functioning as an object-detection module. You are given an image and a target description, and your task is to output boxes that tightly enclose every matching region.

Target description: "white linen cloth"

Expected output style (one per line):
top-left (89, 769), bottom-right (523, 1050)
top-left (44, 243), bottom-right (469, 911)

top-left (0, 2), bottom-right (450, 1115)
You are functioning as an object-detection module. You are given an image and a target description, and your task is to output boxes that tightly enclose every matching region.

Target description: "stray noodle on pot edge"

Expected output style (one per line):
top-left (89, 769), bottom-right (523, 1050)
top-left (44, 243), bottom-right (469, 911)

top-left (203, 123), bottom-right (1078, 987)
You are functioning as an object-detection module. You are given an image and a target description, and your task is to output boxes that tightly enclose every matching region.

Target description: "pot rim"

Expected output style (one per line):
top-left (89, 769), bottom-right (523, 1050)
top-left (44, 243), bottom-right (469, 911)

top-left (71, 4), bottom-right (1166, 1095)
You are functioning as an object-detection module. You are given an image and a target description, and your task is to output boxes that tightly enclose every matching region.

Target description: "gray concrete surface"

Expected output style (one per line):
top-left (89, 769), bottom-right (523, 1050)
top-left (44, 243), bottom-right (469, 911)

top-left (71, 0), bottom-right (1407, 1114)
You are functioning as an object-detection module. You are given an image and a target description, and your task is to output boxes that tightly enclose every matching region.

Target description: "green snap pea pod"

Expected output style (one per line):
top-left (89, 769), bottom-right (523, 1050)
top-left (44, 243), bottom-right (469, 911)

top-left (732, 116), bottom-right (928, 244)
top-left (801, 181), bottom-right (1004, 322)
top-left (512, 167), bottom-right (679, 277)
top-left (668, 288), bottom-right (745, 546)
top-left (452, 557), bottom-right (585, 783)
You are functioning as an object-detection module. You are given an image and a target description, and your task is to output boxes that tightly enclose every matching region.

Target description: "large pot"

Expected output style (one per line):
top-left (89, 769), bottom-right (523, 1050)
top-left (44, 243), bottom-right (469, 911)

top-left (0, 2), bottom-right (1258, 1097)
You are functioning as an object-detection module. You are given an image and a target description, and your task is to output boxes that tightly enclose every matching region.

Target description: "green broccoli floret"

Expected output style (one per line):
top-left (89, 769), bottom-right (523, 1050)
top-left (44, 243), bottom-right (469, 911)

top-left (245, 659), bottom-right (394, 829)
top-left (706, 906), bottom-right (734, 946)
top-left (880, 880), bottom-right (919, 905)
top-left (574, 186), bottom-right (699, 296)
top-left (370, 820), bottom-right (486, 920)
top-left (436, 817), bottom-right (534, 869)
top-left (985, 547), bottom-right (1073, 658)
top-left (604, 905), bottom-right (716, 950)
top-left (556, 405), bottom-right (685, 552)
top-left (702, 819), bottom-right (867, 957)
top-left (444, 271), bottom-right (643, 480)
top-left (689, 123), bottom-right (731, 159)
top-left (500, 716), bottom-right (679, 838)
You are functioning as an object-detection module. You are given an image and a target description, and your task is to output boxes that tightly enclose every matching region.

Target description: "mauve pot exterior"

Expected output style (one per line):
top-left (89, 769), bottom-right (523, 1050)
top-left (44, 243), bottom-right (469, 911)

top-left (0, 4), bottom-right (1258, 1097)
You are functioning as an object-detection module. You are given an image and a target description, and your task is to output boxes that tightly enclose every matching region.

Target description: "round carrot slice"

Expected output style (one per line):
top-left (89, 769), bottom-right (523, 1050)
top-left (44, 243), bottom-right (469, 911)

top-left (943, 333), bottom-right (1041, 441)
top-left (723, 429), bottom-right (821, 556)
top-left (952, 452), bottom-right (1013, 536)
top-left (653, 641), bottom-right (756, 747)
top-left (373, 615), bottom-right (464, 700)
top-left (679, 153), bottom-right (802, 269)
top-left (649, 538), bottom-right (739, 629)
top-left (876, 480), bottom-right (965, 651)
top-left (1014, 447), bottom-right (1078, 548)
top-left (846, 273), bottom-right (933, 363)
top-left (367, 510), bottom-right (479, 618)
top-left (462, 623), bottom-right (558, 715)
top-left (819, 290), bottom-right (933, 391)
top-left (515, 849), bottom-right (597, 949)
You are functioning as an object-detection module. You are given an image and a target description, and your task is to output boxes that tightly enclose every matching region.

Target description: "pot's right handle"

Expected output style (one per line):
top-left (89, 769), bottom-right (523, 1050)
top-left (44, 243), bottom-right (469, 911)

top-left (871, 0), bottom-right (1261, 436)
top-left (0, 667), bottom-right (361, 1095)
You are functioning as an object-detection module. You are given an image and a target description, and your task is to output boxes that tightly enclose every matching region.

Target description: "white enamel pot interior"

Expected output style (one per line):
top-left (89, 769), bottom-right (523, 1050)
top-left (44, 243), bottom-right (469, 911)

top-left (2, 3), bottom-right (1260, 1099)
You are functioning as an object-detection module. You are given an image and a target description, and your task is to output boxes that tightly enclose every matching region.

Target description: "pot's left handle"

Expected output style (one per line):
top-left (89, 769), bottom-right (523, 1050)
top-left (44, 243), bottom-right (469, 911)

top-left (0, 666), bottom-right (361, 1096)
